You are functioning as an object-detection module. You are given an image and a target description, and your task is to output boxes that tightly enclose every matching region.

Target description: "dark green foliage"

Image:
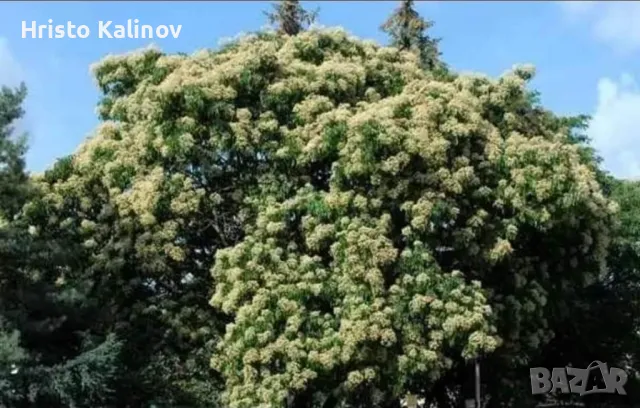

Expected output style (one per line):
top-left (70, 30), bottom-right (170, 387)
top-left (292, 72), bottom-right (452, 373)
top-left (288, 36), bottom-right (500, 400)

top-left (381, 0), bottom-right (443, 71)
top-left (0, 84), bottom-right (122, 408)
top-left (265, 0), bottom-right (318, 36)
top-left (0, 83), bottom-right (29, 220)
top-left (476, 127), bottom-right (640, 408)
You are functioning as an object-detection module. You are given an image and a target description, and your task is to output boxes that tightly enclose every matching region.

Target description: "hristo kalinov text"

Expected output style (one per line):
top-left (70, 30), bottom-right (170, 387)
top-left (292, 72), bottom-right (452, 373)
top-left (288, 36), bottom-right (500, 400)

top-left (22, 19), bottom-right (183, 39)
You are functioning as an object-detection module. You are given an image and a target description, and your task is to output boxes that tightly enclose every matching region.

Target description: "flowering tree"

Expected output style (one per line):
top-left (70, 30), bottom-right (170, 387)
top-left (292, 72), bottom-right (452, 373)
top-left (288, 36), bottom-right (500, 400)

top-left (204, 30), bottom-right (615, 407)
top-left (26, 28), bottom-right (616, 407)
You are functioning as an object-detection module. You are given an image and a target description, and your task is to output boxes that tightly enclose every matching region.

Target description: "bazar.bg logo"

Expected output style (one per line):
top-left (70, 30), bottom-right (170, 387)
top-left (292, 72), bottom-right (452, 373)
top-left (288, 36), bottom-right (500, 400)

top-left (530, 361), bottom-right (628, 396)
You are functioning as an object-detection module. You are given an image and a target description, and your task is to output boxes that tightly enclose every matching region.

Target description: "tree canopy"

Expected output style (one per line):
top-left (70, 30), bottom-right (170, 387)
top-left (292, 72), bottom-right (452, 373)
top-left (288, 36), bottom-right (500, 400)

top-left (51, 26), bottom-right (617, 406)
top-left (203, 29), bottom-right (615, 408)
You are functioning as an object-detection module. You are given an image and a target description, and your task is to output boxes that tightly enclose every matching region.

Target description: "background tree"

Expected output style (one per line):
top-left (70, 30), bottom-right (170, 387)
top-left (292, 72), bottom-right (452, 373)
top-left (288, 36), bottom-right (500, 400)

top-left (381, 0), bottom-right (443, 71)
top-left (0, 83), bottom-right (29, 221)
top-left (528, 178), bottom-right (640, 408)
top-left (0, 84), bottom-right (121, 407)
top-left (0, 82), bottom-right (30, 406)
top-left (470, 111), bottom-right (640, 407)
top-left (266, 0), bottom-right (318, 36)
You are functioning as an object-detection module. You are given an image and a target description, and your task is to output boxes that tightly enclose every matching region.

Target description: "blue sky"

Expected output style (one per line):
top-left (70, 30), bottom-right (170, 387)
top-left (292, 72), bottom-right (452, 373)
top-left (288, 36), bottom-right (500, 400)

top-left (1, 1), bottom-right (639, 178)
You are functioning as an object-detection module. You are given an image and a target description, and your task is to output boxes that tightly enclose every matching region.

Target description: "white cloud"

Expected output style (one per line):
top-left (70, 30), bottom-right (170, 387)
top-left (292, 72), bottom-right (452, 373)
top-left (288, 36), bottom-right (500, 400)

top-left (559, 3), bottom-right (640, 178)
top-left (588, 74), bottom-right (640, 179)
top-left (0, 37), bottom-right (23, 87)
top-left (560, 2), bottom-right (640, 53)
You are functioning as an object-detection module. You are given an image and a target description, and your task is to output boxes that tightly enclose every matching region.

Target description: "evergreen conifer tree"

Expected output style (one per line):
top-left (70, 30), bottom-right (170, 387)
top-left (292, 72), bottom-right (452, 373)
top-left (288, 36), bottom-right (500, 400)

top-left (265, 0), bottom-right (318, 35)
top-left (0, 83), bottom-right (121, 407)
top-left (381, 0), bottom-right (443, 71)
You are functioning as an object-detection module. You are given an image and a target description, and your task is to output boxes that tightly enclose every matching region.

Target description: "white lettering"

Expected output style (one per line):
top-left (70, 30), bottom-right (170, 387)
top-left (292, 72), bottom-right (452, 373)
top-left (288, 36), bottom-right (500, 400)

top-left (133, 19), bottom-right (139, 38)
top-left (141, 25), bottom-right (153, 38)
top-left (98, 21), bottom-right (112, 38)
top-left (46, 19), bottom-right (53, 38)
top-left (54, 24), bottom-right (65, 38)
top-left (21, 21), bottom-right (36, 38)
top-left (67, 21), bottom-right (76, 39)
top-left (38, 23), bottom-right (47, 39)
top-left (77, 25), bottom-right (90, 39)
top-left (114, 25), bottom-right (125, 39)
top-left (21, 20), bottom-right (181, 39)
top-left (156, 25), bottom-right (168, 39)
top-left (169, 25), bottom-right (182, 38)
